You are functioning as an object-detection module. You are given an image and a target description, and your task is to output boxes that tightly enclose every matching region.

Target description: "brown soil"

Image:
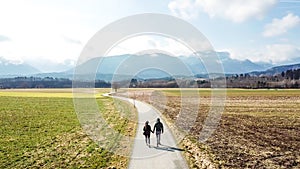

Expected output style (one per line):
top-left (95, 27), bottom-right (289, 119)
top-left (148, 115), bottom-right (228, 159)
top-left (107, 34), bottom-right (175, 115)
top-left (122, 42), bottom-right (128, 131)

top-left (125, 89), bottom-right (300, 169)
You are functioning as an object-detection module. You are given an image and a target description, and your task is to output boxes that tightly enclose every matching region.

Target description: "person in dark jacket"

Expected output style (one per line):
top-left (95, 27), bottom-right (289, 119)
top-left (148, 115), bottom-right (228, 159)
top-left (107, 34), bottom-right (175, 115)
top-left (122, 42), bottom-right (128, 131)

top-left (153, 118), bottom-right (164, 147)
top-left (143, 121), bottom-right (152, 147)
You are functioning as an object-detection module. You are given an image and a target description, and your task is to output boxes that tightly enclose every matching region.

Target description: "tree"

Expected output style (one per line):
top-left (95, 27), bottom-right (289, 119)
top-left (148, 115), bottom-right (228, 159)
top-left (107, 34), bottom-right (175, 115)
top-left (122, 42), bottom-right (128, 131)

top-left (130, 79), bottom-right (138, 88)
top-left (292, 81), bottom-right (299, 88)
top-left (286, 70), bottom-right (293, 80)
top-left (281, 71), bottom-right (285, 78)
top-left (294, 69), bottom-right (300, 80)
top-left (111, 82), bottom-right (120, 92)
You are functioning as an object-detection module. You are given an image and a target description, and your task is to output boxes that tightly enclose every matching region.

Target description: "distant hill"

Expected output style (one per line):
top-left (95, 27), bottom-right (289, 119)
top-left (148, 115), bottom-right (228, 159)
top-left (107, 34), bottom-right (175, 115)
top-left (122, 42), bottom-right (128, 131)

top-left (0, 57), bottom-right (40, 77)
top-left (218, 52), bottom-right (272, 72)
top-left (70, 52), bottom-right (269, 80)
top-left (24, 58), bottom-right (75, 73)
top-left (250, 63), bottom-right (300, 76)
top-left (71, 53), bottom-right (188, 81)
top-left (2, 52), bottom-right (299, 81)
top-left (180, 52), bottom-right (270, 74)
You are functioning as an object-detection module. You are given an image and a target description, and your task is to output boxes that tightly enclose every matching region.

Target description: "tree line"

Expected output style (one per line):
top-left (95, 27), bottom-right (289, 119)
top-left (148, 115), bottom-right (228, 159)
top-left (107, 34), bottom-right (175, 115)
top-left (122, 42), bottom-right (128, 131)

top-left (0, 77), bottom-right (110, 89)
top-left (1, 69), bottom-right (299, 89)
top-left (224, 68), bottom-right (300, 88)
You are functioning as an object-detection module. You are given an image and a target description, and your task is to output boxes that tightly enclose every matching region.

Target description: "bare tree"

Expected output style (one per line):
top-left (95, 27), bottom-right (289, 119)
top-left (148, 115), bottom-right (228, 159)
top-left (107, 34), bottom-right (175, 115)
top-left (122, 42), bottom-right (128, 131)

top-left (111, 82), bottom-right (120, 92)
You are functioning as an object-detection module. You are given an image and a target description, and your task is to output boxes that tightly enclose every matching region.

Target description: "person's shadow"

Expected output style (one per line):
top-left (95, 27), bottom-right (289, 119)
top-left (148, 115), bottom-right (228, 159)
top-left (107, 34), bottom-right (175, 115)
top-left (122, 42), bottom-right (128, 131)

top-left (151, 144), bottom-right (185, 152)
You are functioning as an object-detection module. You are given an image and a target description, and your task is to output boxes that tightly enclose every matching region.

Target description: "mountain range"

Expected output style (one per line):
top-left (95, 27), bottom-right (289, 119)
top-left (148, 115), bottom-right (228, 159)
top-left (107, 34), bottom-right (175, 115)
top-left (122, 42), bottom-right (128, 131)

top-left (0, 57), bottom-right (40, 77)
top-left (250, 63), bottom-right (300, 76)
top-left (0, 52), bottom-right (299, 80)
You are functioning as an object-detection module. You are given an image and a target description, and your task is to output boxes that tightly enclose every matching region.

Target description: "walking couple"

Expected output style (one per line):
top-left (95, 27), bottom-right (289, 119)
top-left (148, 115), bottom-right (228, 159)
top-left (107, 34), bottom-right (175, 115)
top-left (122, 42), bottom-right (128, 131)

top-left (143, 118), bottom-right (164, 147)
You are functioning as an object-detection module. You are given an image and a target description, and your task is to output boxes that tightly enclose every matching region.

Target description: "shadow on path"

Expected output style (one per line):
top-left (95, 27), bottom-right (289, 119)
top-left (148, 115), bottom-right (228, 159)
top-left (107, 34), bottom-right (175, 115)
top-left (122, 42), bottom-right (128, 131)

top-left (150, 144), bottom-right (185, 152)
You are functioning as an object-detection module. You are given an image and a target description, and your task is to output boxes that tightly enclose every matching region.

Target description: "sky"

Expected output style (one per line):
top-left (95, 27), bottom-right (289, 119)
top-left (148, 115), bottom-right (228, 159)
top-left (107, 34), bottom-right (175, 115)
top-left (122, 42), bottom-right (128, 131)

top-left (0, 0), bottom-right (300, 72)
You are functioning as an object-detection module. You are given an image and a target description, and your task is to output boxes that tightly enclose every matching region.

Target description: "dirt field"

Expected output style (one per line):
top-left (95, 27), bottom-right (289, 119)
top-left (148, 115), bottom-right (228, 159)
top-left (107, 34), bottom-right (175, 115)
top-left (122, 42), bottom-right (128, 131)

top-left (127, 89), bottom-right (300, 169)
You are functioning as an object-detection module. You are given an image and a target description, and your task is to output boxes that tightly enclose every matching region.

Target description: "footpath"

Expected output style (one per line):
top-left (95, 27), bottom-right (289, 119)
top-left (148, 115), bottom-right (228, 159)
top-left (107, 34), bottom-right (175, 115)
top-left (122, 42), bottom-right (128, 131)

top-left (114, 96), bottom-right (188, 169)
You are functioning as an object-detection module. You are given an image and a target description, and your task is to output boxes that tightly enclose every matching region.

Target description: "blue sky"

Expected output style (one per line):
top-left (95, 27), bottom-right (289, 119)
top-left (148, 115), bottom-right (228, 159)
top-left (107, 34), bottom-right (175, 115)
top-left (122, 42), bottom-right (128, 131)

top-left (0, 0), bottom-right (300, 71)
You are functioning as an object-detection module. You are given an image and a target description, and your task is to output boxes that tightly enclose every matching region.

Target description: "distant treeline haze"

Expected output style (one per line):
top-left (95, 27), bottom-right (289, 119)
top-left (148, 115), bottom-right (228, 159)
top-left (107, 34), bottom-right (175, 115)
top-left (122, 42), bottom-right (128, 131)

top-left (0, 69), bottom-right (299, 89)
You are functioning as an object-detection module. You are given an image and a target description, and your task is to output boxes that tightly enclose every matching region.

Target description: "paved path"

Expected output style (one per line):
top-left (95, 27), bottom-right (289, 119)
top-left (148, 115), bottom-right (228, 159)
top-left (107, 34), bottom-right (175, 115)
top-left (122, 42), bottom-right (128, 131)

top-left (114, 96), bottom-right (188, 169)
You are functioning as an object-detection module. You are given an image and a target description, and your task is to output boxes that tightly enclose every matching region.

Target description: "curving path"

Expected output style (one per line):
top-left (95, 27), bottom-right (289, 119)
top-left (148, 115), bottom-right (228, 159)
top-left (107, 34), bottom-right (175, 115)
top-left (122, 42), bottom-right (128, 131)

top-left (113, 96), bottom-right (188, 169)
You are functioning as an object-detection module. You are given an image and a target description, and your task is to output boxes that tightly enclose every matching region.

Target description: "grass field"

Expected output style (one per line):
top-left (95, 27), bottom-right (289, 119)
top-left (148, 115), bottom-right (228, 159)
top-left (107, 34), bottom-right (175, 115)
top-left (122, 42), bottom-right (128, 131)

top-left (0, 89), bottom-right (137, 168)
top-left (131, 88), bottom-right (300, 169)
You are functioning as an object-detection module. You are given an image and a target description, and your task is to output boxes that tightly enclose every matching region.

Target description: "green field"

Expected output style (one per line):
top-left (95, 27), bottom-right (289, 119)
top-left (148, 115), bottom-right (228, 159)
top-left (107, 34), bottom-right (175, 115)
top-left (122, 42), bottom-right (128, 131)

top-left (0, 89), bottom-right (137, 168)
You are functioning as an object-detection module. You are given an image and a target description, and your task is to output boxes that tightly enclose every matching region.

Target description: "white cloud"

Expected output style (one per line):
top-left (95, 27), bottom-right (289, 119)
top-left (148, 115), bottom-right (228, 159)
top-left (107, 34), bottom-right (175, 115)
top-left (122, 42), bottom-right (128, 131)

top-left (62, 36), bottom-right (82, 45)
top-left (107, 35), bottom-right (194, 56)
top-left (168, 0), bottom-right (200, 20)
top-left (227, 44), bottom-right (300, 64)
top-left (264, 44), bottom-right (300, 63)
top-left (0, 35), bottom-right (10, 42)
top-left (263, 13), bottom-right (300, 37)
top-left (0, 1), bottom-right (95, 64)
top-left (168, 0), bottom-right (277, 22)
